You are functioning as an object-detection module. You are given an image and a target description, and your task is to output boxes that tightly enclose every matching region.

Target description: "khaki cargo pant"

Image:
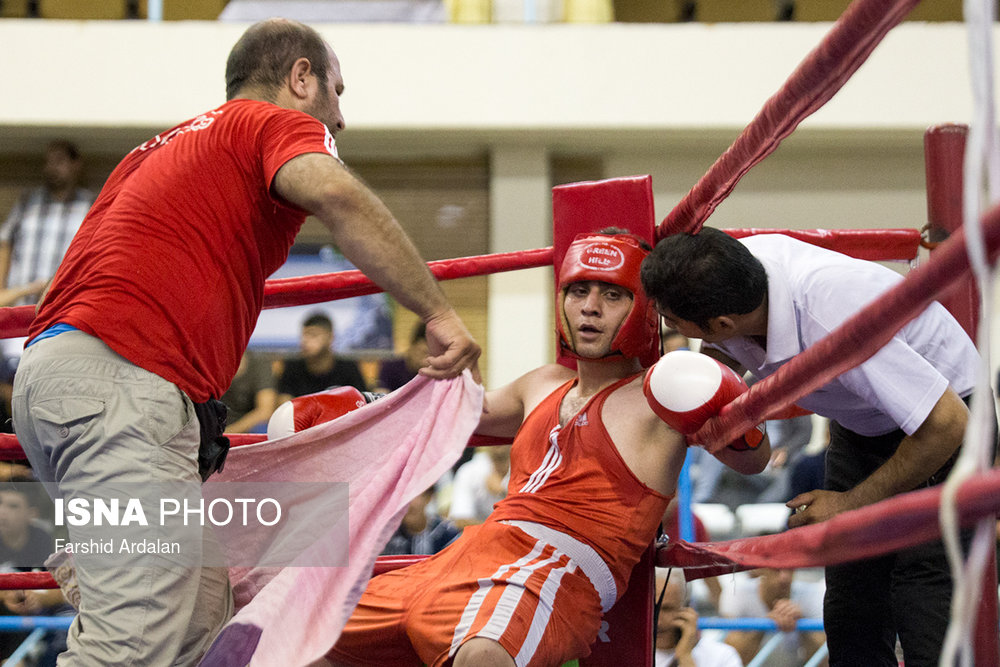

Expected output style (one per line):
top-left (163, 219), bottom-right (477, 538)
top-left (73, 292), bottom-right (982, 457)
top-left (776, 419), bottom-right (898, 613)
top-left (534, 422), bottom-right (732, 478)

top-left (13, 330), bottom-right (232, 667)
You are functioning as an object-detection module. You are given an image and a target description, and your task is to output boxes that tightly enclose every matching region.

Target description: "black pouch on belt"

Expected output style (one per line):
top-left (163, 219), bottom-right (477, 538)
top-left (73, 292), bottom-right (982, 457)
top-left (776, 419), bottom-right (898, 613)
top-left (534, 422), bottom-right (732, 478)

top-left (192, 398), bottom-right (230, 482)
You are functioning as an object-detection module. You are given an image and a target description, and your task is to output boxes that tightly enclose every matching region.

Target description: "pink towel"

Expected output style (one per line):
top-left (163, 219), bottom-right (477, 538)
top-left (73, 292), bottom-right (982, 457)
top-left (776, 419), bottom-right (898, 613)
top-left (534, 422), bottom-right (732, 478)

top-left (198, 371), bottom-right (482, 667)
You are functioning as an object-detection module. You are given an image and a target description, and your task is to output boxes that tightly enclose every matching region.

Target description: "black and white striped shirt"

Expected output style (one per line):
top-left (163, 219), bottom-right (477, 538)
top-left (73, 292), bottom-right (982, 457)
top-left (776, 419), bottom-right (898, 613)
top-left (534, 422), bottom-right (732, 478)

top-left (0, 186), bottom-right (94, 302)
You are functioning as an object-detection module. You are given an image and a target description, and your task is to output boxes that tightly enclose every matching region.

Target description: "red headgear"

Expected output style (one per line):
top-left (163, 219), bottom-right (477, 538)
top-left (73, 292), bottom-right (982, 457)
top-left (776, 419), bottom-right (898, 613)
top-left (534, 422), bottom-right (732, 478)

top-left (556, 233), bottom-right (660, 368)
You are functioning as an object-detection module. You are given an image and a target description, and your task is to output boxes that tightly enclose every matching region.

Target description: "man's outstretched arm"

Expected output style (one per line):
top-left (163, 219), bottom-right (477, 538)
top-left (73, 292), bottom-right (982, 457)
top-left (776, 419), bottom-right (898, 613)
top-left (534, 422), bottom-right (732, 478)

top-left (274, 152), bottom-right (480, 381)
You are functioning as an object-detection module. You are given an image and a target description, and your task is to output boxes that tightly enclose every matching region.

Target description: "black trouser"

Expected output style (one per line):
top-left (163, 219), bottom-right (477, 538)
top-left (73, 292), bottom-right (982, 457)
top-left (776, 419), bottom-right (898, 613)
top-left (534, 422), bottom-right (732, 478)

top-left (822, 400), bottom-right (994, 667)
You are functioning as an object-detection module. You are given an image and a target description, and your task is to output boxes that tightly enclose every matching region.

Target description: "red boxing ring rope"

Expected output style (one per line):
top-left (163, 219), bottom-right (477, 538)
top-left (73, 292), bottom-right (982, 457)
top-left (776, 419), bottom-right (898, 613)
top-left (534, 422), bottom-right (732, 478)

top-left (659, 0), bottom-right (921, 238)
top-left (0, 229), bottom-right (917, 341)
top-left (262, 247), bottom-right (553, 309)
top-left (660, 467), bottom-right (1000, 576)
top-left (725, 227), bottom-right (921, 262)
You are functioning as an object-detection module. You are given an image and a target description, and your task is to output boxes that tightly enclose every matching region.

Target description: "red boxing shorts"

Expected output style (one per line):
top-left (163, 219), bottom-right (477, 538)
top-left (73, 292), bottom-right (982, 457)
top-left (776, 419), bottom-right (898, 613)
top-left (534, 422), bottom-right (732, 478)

top-left (327, 521), bottom-right (606, 666)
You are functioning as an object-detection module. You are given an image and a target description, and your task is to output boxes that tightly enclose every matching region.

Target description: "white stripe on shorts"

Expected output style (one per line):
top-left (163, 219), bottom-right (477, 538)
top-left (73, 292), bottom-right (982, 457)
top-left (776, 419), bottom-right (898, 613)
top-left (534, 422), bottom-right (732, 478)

top-left (476, 549), bottom-right (566, 643)
top-left (448, 540), bottom-right (546, 658)
top-left (514, 560), bottom-right (575, 666)
top-left (448, 530), bottom-right (587, 666)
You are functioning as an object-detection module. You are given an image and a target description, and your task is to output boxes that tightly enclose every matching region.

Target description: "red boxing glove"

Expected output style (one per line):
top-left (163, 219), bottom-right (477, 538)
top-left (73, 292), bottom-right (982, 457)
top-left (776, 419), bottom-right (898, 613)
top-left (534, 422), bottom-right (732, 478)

top-left (267, 386), bottom-right (384, 440)
top-left (643, 350), bottom-right (764, 450)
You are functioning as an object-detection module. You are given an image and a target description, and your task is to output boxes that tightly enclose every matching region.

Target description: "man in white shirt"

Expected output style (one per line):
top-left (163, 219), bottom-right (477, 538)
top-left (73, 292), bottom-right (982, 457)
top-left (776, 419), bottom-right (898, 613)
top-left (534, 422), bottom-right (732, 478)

top-left (640, 228), bottom-right (984, 667)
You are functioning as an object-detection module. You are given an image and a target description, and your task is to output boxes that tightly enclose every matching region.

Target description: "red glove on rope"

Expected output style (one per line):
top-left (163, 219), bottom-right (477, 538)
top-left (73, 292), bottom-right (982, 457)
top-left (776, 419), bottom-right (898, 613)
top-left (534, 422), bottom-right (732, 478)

top-left (266, 386), bottom-right (385, 440)
top-left (643, 350), bottom-right (764, 451)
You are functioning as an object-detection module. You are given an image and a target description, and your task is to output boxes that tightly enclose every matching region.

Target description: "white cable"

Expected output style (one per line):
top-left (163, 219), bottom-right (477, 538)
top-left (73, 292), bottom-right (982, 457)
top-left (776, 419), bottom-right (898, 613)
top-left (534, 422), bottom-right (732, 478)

top-left (940, 2), bottom-right (1000, 665)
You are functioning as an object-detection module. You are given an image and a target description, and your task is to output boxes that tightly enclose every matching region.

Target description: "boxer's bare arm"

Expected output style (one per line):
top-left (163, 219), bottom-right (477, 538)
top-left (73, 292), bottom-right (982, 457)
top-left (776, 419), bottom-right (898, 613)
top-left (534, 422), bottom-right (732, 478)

top-left (696, 351), bottom-right (775, 470)
top-left (710, 435), bottom-right (771, 474)
top-left (476, 364), bottom-right (575, 438)
top-left (605, 377), bottom-right (770, 497)
top-left (274, 153), bottom-right (480, 380)
top-left (604, 382), bottom-right (689, 496)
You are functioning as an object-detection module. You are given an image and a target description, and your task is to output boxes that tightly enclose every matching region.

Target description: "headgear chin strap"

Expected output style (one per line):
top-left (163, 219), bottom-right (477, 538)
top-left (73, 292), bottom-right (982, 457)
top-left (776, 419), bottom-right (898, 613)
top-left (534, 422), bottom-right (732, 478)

top-left (556, 233), bottom-right (660, 368)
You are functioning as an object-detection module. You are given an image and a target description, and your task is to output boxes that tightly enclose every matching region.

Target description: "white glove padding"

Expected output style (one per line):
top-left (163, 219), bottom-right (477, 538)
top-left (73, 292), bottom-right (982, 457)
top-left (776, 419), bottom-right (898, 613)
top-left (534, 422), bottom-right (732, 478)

top-left (643, 350), bottom-right (763, 450)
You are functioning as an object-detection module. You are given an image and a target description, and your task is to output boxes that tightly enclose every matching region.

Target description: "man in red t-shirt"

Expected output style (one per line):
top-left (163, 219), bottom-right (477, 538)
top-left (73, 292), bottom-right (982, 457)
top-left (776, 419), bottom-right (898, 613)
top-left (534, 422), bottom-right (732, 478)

top-left (11, 18), bottom-right (479, 667)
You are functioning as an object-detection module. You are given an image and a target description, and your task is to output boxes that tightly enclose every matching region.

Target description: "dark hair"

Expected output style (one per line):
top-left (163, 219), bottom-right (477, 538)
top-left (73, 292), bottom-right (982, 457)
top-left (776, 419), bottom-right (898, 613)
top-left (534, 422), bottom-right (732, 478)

top-left (47, 139), bottom-right (81, 161)
top-left (303, 312), bottom-right (333, 331)
top-left (640, 227), bottom-right (767, 330)
top-left (225, 18), bottom-right (330, 101)
top-left (598, 226), bottom-right (652, 251)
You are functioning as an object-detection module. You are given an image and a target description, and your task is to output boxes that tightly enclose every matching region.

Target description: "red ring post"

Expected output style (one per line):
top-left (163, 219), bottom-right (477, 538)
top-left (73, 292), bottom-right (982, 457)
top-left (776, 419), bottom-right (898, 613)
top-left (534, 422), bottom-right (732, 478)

top-left (925, 124), bottom-right (978, 339)
top-left (924, 122), bottom-right (999, 667)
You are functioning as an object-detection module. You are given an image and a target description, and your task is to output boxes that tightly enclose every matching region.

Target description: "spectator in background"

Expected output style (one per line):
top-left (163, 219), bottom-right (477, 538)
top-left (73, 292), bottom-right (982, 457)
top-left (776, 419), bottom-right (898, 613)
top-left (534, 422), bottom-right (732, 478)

top-left (221, 351), bottom-right (278, 433)
top-left (661, 327), bottom-right (690, 354)
top-left (655, 567), bottom-right (742, 667)
top-left (382, 486), bottom-right (460, 556)
top-left (688, 375), bottom-right (815, 510)
top-left (376, 321), bottom-right (429, 392)
top-left (720, 567), bottom-right (827, 667)
top-left (277, 311), bottom-right (369, 403)
top-left (0, 483), bottom-right (53, 569)
top-left (0, 482), bottom-right (71, 667)
top-left (0, 140), bottom-right (94, 305)
top-left (447, 445), bottom-right (509, 528)
top-left (662, 497), bottom-right (721, 613)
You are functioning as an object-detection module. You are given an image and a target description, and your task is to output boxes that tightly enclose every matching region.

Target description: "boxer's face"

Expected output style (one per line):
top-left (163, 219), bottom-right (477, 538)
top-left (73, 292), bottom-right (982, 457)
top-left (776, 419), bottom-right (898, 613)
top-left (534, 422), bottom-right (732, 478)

top-left (563, 280), bottom-right (633, 358)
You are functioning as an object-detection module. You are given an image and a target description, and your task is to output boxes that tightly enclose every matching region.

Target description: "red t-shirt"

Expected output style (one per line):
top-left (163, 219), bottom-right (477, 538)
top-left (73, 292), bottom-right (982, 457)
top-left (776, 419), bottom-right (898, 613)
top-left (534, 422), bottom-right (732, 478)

top-left (30, 99), bottom-right (337, 402)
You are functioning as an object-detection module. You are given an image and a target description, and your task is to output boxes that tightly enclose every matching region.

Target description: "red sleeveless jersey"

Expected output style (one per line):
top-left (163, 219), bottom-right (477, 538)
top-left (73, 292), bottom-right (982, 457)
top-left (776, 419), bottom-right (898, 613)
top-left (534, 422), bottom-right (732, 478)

top-left (489, 374), bottom-right (671, 599)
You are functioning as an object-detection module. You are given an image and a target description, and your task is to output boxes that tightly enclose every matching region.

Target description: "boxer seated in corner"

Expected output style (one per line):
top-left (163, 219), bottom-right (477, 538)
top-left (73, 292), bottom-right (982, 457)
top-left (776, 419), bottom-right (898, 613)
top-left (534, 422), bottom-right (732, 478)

top-left (321, 231), bottom-right (771, 667)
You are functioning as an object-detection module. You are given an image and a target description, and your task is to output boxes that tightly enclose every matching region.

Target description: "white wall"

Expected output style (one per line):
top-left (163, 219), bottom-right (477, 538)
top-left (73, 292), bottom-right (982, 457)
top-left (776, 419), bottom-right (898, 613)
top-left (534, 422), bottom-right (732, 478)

top-left (0, 21), bottom-right (987, 131)
top-left (0, 19), bottom-right (994, 382)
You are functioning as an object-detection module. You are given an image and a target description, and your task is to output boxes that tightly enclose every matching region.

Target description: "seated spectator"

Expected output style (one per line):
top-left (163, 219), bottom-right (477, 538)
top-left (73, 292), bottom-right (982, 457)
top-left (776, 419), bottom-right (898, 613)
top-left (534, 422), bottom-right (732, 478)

top-left (662, 498), bottom-right (721, 612)
top-left (447, 445), bottom-right (509, 528)
top-left (376, 322), bottom-right (429, 392)
top-left (655, 567), bottom-right (742, 667)
top-left (222, 350), bottom-right (278, 433)
top-left (787, 419), bottom-right (829, 503)
top-left (720, 568), bottom-right (827, 667)
top-left (0, 483), bottom-right (54, 569)
top-left (381, 487), bottom-right (460, 556)
top-left (0, 483), bottom-right (71, 666)
top-left (277, 312), bottom-right (368, 403)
